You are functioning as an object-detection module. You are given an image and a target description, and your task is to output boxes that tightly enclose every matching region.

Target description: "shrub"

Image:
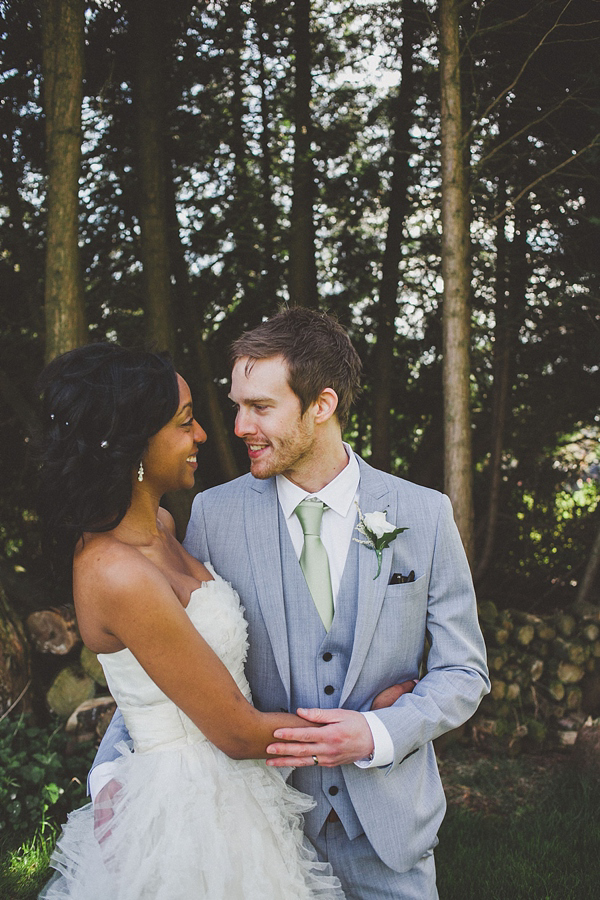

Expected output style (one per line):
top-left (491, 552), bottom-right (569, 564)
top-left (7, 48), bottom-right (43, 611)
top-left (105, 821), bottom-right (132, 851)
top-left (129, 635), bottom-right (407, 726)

top-left (0, 713), bottom-right (96, 842)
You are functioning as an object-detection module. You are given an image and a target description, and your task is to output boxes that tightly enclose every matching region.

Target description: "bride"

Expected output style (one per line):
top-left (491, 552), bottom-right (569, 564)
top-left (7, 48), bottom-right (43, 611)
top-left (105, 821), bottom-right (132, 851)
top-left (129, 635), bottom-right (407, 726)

top-left (36, 343), bottom-right (345, 899)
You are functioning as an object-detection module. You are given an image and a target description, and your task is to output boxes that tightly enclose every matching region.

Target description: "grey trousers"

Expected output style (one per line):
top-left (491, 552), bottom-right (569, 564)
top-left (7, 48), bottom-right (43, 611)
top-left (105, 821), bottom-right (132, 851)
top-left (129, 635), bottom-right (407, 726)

top-left (311, 818), bottom-right (439, 900)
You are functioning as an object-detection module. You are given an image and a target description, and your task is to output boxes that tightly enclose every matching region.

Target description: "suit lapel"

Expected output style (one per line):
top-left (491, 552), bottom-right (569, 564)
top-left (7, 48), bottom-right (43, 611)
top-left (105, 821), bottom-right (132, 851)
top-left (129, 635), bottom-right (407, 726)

top-left (244, 477), bottom-right (291, 700)
top-left (341, 457), bottom-right (396, 705)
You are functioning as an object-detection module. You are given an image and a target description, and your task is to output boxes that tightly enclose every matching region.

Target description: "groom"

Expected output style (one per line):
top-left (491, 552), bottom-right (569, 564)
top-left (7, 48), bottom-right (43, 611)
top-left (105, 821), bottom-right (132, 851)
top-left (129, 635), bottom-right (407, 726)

top-left (93, 308), bottom-right (489, 898)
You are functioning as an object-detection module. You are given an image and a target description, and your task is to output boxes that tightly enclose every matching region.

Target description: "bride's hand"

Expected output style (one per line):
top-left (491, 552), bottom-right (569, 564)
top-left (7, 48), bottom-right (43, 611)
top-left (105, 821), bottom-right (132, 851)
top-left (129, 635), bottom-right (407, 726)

top-left (370, 679), bottom-right (417, 710)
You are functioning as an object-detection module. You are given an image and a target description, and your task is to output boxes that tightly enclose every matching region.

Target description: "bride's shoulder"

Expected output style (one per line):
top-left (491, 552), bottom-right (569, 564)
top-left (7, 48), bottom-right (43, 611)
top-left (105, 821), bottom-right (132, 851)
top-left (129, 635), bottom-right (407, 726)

top-left (74, 535), bottom-right (161, 605)
top-left (73, 536), bottom-right (169, 651)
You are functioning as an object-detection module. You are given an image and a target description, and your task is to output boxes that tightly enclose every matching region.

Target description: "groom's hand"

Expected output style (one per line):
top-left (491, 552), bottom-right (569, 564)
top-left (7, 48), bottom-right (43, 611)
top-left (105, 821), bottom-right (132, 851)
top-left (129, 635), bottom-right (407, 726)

top-left (266, 708), bottom-right (373, 767)
top-left (93, 778), bottom-right (122, 843)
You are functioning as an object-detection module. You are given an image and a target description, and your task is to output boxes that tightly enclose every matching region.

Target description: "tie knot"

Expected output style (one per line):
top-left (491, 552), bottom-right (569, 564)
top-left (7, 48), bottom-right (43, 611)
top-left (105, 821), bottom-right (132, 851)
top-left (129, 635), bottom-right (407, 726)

top-left (295, 498), bottom-right (325, 536)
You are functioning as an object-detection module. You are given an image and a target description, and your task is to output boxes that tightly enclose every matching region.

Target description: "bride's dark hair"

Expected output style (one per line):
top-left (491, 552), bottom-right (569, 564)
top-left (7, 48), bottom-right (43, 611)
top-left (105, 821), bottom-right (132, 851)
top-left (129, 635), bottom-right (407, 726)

top-left (36, 343), bottom-right (179, 562)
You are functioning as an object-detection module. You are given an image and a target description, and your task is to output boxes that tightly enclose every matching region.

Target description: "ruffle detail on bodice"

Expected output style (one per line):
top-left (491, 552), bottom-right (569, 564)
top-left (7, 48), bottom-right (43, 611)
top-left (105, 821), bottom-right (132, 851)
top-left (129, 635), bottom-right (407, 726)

top-left (97, 570), bottom-right (251, 754)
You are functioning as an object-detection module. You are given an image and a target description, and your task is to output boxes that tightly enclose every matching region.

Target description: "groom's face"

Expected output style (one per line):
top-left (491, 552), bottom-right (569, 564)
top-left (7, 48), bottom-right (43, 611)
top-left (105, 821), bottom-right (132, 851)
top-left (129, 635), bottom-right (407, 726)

top-left (230, 355), bottom-right (317, 482)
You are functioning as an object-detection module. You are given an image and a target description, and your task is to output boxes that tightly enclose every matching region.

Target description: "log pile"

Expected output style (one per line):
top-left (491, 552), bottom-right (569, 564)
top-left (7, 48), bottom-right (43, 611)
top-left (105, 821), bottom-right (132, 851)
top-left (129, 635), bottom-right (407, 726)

top-left (471, 599), bottom-right (600, 753)
top-left (0, 582), bottom-right (32, 716)
top-left (16, 595), bottom-right (600, 755)
top-left (25, 603), bottom-right (112, 738)
top-left (26, 605), bottom-right (80, 655)
top-left (66, 695), bottom-right (117, 744)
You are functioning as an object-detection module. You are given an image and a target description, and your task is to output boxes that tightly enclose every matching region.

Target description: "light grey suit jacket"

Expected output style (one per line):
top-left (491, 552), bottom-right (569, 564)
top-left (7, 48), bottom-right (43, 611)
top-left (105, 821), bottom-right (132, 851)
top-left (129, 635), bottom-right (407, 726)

top-left (93, 454), bottom-right (489, 872)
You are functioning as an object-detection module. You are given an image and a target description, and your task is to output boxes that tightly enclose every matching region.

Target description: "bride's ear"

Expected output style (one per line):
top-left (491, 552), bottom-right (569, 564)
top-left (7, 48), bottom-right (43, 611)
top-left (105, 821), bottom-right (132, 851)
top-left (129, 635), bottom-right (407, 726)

top-left (313, 388), bottom-right (339, 425)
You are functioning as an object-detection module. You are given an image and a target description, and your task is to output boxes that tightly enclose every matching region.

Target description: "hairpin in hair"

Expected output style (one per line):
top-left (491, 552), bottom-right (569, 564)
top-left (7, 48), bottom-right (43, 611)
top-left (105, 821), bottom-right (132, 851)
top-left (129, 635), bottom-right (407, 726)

top-left (50, 412), bottom-right (71, 427)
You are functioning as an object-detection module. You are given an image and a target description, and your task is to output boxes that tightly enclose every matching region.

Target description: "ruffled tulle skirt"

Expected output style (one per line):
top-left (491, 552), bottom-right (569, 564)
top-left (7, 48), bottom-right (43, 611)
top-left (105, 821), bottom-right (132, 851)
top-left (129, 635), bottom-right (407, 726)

top-left (40, 740), bottom-right (344, 899)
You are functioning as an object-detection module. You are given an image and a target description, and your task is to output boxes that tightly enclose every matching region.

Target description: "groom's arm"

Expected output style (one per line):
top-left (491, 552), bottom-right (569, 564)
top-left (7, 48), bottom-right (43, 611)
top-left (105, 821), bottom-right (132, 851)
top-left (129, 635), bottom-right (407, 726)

top-left (182, 490), bottom-right (211, 562)
top-left (88, 707), bottom-right (129, 799)
top-left (266, 495), bottom-right (489, 769)
top-left (371, 494), bottom-right (490, 769)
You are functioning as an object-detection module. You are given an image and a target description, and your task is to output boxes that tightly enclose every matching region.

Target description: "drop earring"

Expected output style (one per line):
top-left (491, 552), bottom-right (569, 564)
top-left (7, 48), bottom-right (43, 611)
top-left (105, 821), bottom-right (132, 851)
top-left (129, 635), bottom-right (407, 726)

top-left (137, 461), bottom-right (144, 482)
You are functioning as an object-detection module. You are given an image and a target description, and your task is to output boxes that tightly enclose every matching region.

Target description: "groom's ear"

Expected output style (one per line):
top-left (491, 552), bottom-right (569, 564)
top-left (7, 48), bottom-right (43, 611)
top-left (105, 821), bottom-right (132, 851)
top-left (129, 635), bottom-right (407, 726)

top-left (313, 387), bottom-right (339, 424)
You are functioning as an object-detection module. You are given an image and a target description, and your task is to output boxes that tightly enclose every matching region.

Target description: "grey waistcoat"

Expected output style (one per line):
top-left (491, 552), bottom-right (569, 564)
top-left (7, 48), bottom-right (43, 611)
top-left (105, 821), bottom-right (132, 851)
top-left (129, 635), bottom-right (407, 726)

top-left (278, 505), bottom-right (364, 841)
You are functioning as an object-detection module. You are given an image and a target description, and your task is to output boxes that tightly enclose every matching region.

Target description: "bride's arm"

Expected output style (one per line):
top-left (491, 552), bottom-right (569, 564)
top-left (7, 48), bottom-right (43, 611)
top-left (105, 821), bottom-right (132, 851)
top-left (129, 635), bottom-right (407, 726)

top-left (370, 681), bottom-right (417, 710)
top-left (76, 552), bottom-right (308, 761)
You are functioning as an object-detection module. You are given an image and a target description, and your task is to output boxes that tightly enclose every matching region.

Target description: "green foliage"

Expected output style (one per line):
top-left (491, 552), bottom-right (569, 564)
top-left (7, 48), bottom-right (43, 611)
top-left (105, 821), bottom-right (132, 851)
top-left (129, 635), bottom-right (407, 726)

top-left (0, 0), bottom-right (598, 610)
top-left (0, 714), bottom-right (95, 844)
top-left (479, 433), bottom-right (600, 608)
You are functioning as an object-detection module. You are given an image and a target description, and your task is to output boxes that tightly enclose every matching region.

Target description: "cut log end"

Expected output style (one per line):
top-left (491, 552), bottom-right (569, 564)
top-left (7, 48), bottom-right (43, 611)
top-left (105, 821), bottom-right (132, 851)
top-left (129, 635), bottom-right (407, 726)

top-left (46, 664), bottom-right (95, 718)
top-left (66, 695), bottom-right (116, 740)
top-left (26, 606), bottom-right (80, 655)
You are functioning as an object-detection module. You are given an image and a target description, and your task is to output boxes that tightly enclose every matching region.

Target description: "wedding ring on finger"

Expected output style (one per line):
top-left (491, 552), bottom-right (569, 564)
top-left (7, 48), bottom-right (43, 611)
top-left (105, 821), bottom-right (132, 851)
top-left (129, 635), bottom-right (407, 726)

top-left (312, 755), bottom-right (319, 766)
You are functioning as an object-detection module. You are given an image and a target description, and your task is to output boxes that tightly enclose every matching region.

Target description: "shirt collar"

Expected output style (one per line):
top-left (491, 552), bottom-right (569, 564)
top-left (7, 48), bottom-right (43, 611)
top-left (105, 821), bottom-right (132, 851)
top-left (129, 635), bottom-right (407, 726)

top-left (276, 443), bottom-right (360, 519)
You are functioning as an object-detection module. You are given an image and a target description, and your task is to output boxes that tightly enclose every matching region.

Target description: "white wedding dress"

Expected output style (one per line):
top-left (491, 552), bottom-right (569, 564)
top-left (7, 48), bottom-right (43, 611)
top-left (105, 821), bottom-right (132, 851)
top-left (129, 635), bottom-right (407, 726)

top-left (40, 567), bottom-right (344, 899)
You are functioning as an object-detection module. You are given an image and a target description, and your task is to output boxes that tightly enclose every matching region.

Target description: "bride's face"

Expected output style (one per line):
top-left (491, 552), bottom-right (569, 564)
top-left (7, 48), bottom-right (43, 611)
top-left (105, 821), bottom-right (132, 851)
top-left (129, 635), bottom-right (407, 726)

top-left (142, 375), bottom-right (206, 493)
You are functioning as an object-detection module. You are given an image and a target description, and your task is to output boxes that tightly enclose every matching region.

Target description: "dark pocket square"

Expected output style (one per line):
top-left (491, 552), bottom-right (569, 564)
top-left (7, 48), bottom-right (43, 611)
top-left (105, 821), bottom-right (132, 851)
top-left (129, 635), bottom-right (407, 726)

top-left (389, 570), bottom-right (415, 585)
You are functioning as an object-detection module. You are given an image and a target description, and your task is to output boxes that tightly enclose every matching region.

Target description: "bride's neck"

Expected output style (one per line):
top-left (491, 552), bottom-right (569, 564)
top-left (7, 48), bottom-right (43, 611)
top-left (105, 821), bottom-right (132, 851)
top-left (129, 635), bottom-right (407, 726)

top-left (116, 487), bottom-right (162, 545)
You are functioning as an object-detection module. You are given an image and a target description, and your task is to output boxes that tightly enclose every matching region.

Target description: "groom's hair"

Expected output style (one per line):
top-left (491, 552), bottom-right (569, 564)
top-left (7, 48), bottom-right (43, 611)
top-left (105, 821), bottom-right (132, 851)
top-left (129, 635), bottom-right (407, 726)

top-left (230, 308), bottom-right (362, 428)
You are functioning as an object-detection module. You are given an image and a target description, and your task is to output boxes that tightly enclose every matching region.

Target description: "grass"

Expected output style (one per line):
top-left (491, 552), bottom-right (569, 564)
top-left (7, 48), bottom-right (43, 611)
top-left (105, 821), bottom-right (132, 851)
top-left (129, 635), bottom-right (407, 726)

top-left (0, 829), bottom-right (56, 899)
top-left (436, 748), bottom-right (600, 899)
top-left (1, 746), bottom-right (598, 899)
top-left (0, 713), bottom-right (95, 900)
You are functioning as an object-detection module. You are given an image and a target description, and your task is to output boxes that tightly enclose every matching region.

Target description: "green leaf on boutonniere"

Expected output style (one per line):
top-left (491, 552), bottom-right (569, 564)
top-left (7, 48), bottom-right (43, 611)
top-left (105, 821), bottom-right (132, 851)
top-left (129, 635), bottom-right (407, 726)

top-left (353, 506), bottom-right (409, 579)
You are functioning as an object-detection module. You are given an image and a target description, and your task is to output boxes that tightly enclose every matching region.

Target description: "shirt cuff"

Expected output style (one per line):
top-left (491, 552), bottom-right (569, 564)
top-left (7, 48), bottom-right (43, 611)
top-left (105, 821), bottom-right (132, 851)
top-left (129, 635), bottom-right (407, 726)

top-left (88, 760), bottom-right (120, 803)
top-left (354, 711), bottom-right (395, 768)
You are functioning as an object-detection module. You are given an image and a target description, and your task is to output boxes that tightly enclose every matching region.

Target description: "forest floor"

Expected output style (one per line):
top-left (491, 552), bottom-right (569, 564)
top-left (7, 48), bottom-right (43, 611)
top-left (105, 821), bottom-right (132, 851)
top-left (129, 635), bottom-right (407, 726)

top-left (436, 742), bottom-right (570, 817)
top-left (434, 742), bottom-right (600, 899)
top-left (2, 741), bottom-right (597, 900)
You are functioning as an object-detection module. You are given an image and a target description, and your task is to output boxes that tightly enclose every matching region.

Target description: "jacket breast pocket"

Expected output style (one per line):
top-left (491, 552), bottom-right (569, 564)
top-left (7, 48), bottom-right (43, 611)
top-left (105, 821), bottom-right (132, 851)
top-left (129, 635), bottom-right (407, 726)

top-left (384, 573), bottom-right (426, 602)
top-left (363, 574), bottom-right (429, 674)
top-left (380, 574), bottom-right (428, 648)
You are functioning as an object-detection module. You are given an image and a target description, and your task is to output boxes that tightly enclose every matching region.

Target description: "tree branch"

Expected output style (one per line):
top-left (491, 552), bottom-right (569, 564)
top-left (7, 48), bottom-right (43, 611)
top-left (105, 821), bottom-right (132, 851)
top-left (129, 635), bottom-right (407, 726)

top-left (488, 134), bottom-right (600, 223)
top-left (474, 94), bottom-right (571, 172)
top-left (464, 0), bottom-right (576, 144)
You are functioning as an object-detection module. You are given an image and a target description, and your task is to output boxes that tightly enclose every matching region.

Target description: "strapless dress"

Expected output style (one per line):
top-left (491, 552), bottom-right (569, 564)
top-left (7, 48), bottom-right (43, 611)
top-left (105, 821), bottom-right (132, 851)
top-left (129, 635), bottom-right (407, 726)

top-left (40, 566), bottom-right (343, 899)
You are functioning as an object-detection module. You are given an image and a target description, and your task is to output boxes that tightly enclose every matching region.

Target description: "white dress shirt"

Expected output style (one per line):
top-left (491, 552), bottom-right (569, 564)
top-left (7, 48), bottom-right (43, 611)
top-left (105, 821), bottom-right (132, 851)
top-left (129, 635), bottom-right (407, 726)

top-left (276, 443), bottom-right (394, 768)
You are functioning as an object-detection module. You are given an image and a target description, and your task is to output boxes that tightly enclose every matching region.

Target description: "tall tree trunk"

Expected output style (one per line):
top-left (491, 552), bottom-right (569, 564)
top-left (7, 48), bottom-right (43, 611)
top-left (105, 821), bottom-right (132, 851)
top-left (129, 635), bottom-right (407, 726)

top-left (165, 166), bottom-right (240, 484)
top-left (0, 580), bottom-right (32, 716)
top-left (41, 0), bottom-right (86, 363)
top-left (289, 0), bottom-right (318, 308)
top-left (475, 185), bottom-right (509, 580)
top-left (475, 205), bottom-right (527, 581)
top-left (131, 0), bottom-right (176, 355)
top-left (577, 512), bottom-right (600, 604)
top-left (371, 0), bottom-right (418, 472)
top-left (0, 133), bottom-right (41, 326)
top-left (0, 368), bottom-right (39, 436)
top-left (254, 0), bottom-right (279, 305)
top-left (228, 0), bottom-right (255, 285)
top-left (439, 0), bottom-right (473, 560)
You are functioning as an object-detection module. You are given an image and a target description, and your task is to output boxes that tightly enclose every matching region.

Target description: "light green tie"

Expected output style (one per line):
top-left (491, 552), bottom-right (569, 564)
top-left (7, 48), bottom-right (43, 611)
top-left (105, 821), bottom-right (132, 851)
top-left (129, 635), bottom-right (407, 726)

top-left (295, 498), bottom-right (334, 631)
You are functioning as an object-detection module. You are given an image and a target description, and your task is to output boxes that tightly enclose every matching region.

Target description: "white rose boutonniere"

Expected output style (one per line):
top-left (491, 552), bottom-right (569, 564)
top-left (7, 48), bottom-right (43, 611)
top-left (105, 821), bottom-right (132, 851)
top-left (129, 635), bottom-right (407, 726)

top-left (354, 505), bottom-right (408, 579)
